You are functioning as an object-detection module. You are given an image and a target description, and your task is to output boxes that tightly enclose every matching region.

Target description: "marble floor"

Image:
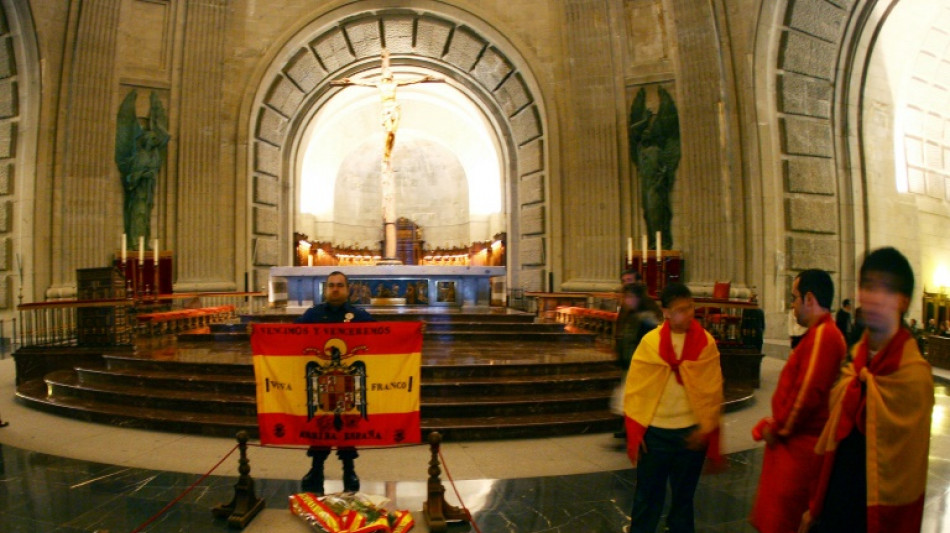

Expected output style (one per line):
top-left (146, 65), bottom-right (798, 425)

top-left (1, 347), bottom-right (950, 532)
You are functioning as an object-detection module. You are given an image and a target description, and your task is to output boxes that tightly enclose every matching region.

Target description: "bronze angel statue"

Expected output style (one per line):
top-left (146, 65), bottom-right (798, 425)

top-left (115, 90), bottom-right (169, 250)
top-left (629, 86), bottom-right (680, 250)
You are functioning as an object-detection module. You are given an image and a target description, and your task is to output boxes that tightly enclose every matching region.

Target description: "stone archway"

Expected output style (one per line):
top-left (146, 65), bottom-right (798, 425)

top-left (247, 4), bottom-right (548, 293)
top-left (753, 0), bottom-right (891, 336)
top-left (0, 0), bottom-right (38, 309)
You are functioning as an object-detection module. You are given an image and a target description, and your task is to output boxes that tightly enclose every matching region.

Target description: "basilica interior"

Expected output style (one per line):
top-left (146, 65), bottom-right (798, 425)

top-left (2, 0), bottom-right (950, 531)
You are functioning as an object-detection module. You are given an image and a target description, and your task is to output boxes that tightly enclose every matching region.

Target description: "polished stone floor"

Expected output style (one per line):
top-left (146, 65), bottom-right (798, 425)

top-left (2, 348), bottom-right (950, 532)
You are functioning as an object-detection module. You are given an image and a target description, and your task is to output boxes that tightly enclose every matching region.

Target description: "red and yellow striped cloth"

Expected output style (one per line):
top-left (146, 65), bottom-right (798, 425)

top-left (622, 319), bottom-right (723, 465)
top-left (810, 327), bottom-right (934, 532)
top-left (251, 322), bottom-right (422, 447)
top-left (289, 492), bottom-right (415, 533)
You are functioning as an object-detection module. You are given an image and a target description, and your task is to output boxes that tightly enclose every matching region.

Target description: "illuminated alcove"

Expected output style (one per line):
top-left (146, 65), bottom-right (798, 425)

top-left (295, 73), bottom-right (505, 250)
top-left (862, 0), bottom-right (950, 315)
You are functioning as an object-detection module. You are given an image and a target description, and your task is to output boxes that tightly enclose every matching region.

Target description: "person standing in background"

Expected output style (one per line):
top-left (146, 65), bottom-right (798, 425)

top-left (835, 298), bottom-right (852, 340)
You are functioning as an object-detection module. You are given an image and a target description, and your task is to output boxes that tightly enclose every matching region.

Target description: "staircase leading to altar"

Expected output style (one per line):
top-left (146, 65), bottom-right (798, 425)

top-left (15, 309), bottom-right (640, 440)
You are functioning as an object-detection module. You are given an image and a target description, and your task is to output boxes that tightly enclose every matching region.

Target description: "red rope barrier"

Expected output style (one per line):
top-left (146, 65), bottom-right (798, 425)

top-left (130, 444), bottom-right (239, 533)
top-left (439, 448), bottom-right (483, 533)
top-left (247, 441), bottom-right (422, 451)
top-left (128, 439), bottom-right (482, 532)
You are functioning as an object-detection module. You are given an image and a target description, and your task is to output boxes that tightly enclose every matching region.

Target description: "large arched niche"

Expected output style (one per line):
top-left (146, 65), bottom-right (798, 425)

top-left (246, 3), bottom-right (549, 293)
top-left (296, 79), bottom-right (497, 250)
top-left (328, 137), bottom-right (472, 248)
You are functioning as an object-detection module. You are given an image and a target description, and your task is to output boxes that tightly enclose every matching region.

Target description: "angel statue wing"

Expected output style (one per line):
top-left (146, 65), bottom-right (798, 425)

top-left (653, 86), bottom-right (681, 179)
top-left (148, 91), bottom-right (170, 162)
top-left (114, 90), bottom-right (143, 181)
top-left (628, 87), bottom-right (652, 169)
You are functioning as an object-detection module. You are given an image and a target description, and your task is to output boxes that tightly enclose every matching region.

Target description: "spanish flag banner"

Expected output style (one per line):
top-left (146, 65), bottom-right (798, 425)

top-left (252, 322), bottom-right (423, 447)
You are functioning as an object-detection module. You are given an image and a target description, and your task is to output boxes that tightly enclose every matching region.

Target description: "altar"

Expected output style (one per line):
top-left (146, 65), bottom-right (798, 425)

top-left (270, 265), bottom-right (507, 308)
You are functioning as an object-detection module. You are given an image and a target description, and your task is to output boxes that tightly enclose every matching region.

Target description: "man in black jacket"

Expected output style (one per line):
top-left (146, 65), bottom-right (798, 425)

top-left (295, 271), bottom-right (374, 494)
top-left (835, 298), bottom-right (852, 340)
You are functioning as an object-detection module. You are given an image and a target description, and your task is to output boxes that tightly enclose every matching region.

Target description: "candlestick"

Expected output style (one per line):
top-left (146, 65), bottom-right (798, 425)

top-left (138, 236), bottom-right (144, 264)
top-left (121, 233), bottom-right (127, 262)
top-left (626, 237), bottom-right (633, 264)
top-left (641, 234), bottom-right (648, 263)
top-left (656, 231), bottom-right (662, 262)
top-left (153, 239), bottom-right (159, 264)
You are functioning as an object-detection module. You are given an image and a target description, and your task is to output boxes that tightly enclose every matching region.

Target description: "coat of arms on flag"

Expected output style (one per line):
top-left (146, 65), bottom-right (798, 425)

top-left (251, 322), bottom-right (423, 447)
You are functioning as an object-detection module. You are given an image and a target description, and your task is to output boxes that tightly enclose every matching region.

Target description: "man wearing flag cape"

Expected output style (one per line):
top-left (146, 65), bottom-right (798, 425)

top-left (749, 269), bottom-right (847, 532)
top-left (801, 247), bottom-right (934, 532)
top-left (623, 282), bottom-right (723, 533)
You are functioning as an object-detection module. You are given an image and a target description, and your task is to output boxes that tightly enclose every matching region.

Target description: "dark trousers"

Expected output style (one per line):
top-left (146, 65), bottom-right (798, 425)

top-left (811, 429), bottom-right (866, 533)
top-left (308, 446), bottom-right (358, 461)
top-left (629, 425), bottom-right (706, 533)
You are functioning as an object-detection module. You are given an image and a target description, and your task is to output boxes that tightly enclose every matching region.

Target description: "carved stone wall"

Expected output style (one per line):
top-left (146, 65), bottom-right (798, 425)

top-left (175, 0), bottom-right (232, 291)
top-left (776, 0), bottom-right (857, 291)
top-left (558, 0), bottom-right (622, 290)
top-left (0, 2), bottom-right (16, 309)
top-left (50, 0), bottom-right (121, 297)
top-left (668, 0), bottom-right (743, 286)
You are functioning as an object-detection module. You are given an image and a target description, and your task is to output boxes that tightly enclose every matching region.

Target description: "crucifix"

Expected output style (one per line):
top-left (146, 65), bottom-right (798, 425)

top-left (330, 49), bottom-right (444, 263)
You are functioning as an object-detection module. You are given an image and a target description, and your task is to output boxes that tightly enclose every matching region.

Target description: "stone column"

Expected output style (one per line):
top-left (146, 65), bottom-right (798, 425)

top-left (667, 0), bottom-right (741, 285)
top-left (380, 163), bottom-right (398, 263)
top-left (174, 0), bottom-right (233, 291)
top-left (560, 0), bottom-right (623, 290)
top-left (50, 0), bottom-right (121, 297)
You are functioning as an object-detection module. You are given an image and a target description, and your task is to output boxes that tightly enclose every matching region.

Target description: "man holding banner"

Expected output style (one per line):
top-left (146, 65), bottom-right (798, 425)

top-left (251, 271), bottom-right (423, 496)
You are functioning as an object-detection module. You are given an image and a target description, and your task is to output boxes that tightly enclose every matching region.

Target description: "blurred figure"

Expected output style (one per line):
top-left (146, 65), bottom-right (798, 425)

top-left (611, 283), bottom-right (663, 438)
top-left (802, 248), bottom-right (934, 533)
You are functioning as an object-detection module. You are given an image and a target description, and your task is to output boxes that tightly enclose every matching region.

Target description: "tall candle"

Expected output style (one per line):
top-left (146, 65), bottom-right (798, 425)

top-left (138, 236), bottom-right (144, 264)
top-left (153, 239), bottom-right (159, 264)
top-left (626, 237), bottom-right (633, 264)
top-left (121, 233), bottom-right (127, 262)
top-left (656, 231), bottom-right (662, 262)
top-left (307, 254), bottom-right (313, 267)
top-left (641, 234), bottom-right (648, 263)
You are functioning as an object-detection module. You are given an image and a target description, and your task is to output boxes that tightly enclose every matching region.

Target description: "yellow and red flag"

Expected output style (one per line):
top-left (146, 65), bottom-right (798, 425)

top-left (252, 322), bottom-right (423, 447)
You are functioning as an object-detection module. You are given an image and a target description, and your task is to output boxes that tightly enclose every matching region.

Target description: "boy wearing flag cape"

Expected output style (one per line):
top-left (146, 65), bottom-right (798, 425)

top-left (801, 248), bottom-right (934, 532)
top-left (623, 283), bottom-right (723, 533)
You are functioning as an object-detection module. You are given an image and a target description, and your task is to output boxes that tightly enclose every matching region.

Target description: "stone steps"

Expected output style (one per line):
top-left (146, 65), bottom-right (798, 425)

top-left (13, 308), bottom-right (758, 441)
top-left (15, 324), bottom-right (630, 439)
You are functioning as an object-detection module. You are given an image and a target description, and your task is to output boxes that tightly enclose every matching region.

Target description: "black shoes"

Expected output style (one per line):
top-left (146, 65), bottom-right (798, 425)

top-left (301, 468), bottom-right (325, 495)
top-left (342, 458), bottom-right (360, 492)
top-left (301, 454), bottom-right (359, 494)
top-left (343, 469), bottom-right (360, 492)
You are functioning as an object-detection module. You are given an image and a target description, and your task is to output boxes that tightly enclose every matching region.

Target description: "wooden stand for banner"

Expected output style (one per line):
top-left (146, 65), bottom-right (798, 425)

top-left (212, 430), bottom-right (264, 528)
top-left (423, 431), bottom-right (469, 532)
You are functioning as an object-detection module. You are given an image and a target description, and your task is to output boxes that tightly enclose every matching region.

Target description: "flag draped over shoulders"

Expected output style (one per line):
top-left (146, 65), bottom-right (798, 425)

top-left (749, 312), bottom-right (846, 533)
top-left (810, 328), bottom-right (934, 533)
top-left (769, 313), bottom-right (846, 439)
top-left (623, 319), bottom-right (723, 465)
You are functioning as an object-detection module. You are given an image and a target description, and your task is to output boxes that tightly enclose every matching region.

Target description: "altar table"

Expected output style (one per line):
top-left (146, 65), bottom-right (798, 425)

top-left (270, 265), bottom-right (507, 308)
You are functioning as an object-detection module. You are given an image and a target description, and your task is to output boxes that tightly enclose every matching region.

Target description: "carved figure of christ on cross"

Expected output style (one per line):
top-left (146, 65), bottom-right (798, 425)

top-left (330, 49), bottom-right (445, 262)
